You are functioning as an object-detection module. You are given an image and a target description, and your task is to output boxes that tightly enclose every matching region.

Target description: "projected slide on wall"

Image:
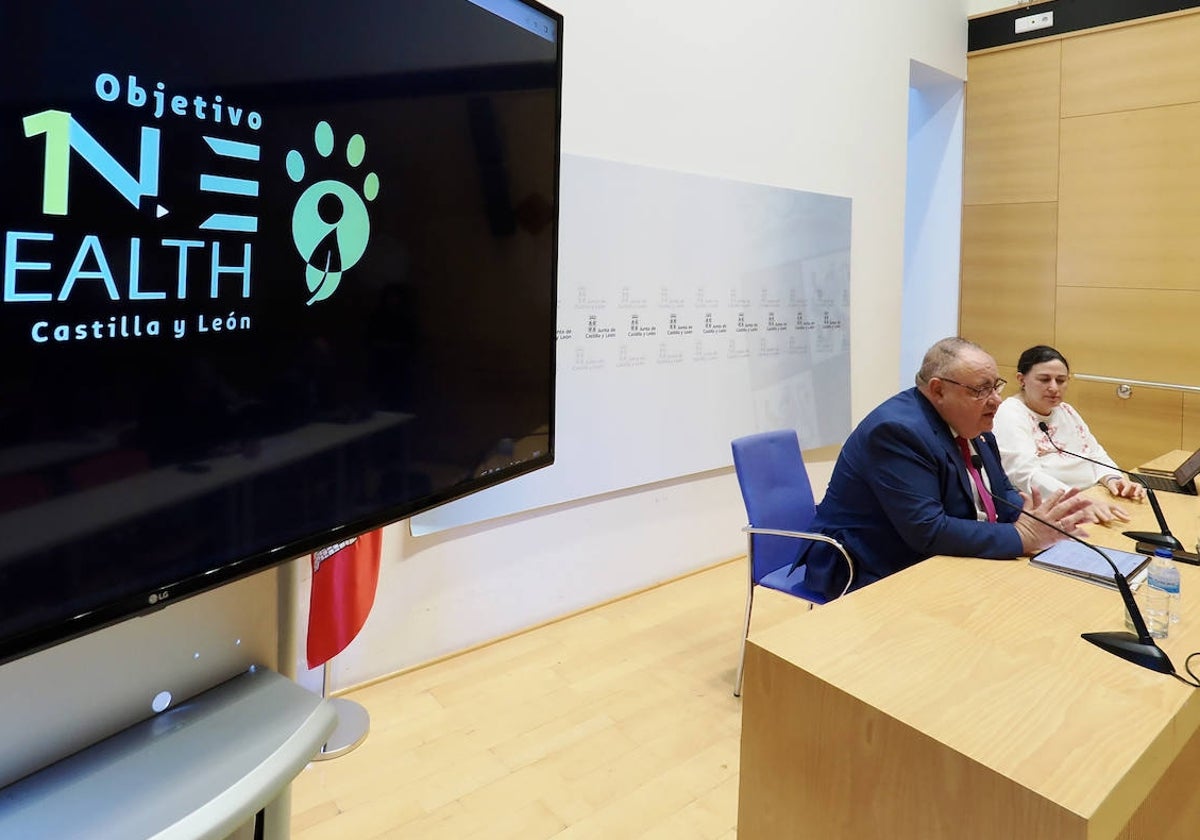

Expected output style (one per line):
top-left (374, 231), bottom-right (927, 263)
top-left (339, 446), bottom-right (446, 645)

top-left (410, 154), bottom-right (851, 534)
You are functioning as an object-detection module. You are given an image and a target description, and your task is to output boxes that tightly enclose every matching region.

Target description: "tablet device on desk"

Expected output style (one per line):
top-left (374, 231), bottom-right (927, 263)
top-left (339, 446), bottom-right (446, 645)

top-left (1132, 447), bottom-right (1200, 495)
top-left (1030, 541), bottom-right (1152, 589)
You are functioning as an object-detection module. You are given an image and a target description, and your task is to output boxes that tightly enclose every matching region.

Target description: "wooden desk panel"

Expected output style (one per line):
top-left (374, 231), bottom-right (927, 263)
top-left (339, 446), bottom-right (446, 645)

top-left (738, 491), bottom-right (1200, 839)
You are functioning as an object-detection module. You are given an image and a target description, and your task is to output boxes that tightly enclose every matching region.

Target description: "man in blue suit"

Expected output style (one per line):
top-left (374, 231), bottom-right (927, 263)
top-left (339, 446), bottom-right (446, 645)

top-left (805, 337), bottom-right (1092, 599)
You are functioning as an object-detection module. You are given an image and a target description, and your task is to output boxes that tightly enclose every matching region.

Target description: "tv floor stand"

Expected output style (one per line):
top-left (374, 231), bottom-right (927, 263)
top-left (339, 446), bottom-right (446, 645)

top-left (0, 667), bottom-right (336, 839)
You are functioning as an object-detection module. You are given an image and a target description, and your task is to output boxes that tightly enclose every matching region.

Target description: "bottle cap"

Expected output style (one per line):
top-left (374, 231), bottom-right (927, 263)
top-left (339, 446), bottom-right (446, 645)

top-left (1154, 547), bottom-right (1173, 558)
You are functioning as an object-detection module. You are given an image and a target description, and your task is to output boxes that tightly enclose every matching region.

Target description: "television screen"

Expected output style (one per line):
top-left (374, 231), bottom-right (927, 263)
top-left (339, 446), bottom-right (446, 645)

top-left (0, 0), bottom-right (561, 665)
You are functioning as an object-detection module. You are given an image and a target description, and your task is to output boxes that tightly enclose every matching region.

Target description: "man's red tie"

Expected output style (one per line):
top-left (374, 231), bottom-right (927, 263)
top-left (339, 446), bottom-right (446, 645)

top-left (957, 436), bottom-right (997, 522)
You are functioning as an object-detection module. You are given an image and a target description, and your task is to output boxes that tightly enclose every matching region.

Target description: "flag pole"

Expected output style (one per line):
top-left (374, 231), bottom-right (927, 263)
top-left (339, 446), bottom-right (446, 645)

top-left (312, 660), bottom-right (370, 760)
top-left (306, 527), bottom-right (382, 759)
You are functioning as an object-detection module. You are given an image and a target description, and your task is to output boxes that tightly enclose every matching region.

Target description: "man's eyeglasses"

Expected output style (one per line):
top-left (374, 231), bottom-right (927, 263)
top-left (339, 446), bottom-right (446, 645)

top-left (940, 377), bottom-right (1006, 400)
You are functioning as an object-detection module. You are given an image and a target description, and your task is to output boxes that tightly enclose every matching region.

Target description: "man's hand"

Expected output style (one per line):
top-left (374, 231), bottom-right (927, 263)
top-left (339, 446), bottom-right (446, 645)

top-left (1014, 486), bottom-right (1093, 555)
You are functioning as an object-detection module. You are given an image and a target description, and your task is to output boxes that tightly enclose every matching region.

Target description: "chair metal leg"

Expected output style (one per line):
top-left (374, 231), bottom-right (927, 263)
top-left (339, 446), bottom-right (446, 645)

top-left (734, 574), bottom-right (756, 698)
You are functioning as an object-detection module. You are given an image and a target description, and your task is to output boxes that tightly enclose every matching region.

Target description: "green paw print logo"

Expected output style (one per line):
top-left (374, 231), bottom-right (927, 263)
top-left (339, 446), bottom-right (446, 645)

top-left (286, 121), bottom-right (380, 305)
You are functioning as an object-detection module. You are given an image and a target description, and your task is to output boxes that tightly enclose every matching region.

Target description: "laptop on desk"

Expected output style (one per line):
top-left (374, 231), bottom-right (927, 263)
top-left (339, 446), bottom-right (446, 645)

top-left (1132, 448), bottom-right (1200, 495)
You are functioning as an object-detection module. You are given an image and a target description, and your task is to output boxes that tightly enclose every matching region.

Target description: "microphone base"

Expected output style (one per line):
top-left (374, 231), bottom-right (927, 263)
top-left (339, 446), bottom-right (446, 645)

top-left (1134, 541), bottom-right (1200, 566)
top-left (1122, 530), bottom-right (1184, 551)
top-left (1082, 631), bottom-right (1175, 674)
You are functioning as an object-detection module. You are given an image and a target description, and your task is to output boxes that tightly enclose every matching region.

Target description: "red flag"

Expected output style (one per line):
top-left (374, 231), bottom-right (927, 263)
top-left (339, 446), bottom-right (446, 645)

top-left (306, 528), bottom-right (383, 669)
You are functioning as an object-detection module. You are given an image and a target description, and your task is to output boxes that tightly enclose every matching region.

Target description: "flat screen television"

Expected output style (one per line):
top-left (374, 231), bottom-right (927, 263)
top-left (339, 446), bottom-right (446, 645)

top-left (0, 0), bottom-right (562, 666)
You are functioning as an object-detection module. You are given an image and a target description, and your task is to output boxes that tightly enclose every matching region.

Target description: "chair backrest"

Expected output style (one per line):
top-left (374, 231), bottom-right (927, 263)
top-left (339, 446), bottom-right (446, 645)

top-left (731, 429), bottom-right (818, 584)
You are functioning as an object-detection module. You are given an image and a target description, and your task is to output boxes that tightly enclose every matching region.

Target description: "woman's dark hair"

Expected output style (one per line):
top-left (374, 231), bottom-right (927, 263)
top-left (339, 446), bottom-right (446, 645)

top-left (1017, 345), bottom-right (1069, 375)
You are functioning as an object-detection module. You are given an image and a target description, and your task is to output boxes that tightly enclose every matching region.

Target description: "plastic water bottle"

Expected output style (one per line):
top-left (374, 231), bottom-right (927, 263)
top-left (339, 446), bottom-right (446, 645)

top-left (1145, 548), bottom-right (1179, 637)
top-left (1166, 553), bottom-right (1182, 625)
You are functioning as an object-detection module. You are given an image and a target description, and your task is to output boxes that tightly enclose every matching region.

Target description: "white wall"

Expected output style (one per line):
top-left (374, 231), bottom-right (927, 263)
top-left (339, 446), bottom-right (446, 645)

top-left (968, 0), bottom-right (1023, 15)
top-left (901, 62), bottom-right (965, 387)
top-left (302, 0), bottom-right (972, 691)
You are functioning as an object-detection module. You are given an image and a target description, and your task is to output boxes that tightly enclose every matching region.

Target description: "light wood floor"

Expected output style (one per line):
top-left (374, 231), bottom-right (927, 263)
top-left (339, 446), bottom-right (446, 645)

top-left (289, 558), bottom-right (806, 839)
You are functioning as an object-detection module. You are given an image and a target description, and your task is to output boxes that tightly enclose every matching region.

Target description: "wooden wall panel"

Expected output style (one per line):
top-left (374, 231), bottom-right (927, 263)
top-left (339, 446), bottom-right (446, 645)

top-left (1059, 104), bottom-right (1200, 290)
top-left (964, 41), bottom-right (1061, 205)
top-left (1055, 287), bottom-right (1200, 386)
top-left (964, 11), bottom-right (1200, 474)
top-left (995, 364), bottom-right (1017, 398)
top-left (1057, 379), bottom-right (1183, 473)
top-left (1183, 393), bottom-right (1200, 451)
top-left (959, 203), bottom-right (1057, 365)
top-left (1062, 13), bottom-right (1200, 117)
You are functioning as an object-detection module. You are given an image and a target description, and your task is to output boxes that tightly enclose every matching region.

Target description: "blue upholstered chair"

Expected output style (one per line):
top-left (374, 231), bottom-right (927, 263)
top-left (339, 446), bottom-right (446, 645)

top-left (731, 429), bottom-right (854, 697)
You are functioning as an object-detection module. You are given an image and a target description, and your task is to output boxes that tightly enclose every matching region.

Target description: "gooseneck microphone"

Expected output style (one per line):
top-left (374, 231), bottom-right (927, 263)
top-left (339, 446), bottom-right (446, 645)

top-left (973, 455), bottom-right (1174, 675)
top-left (1037, 421), bottom-right (1183, 551)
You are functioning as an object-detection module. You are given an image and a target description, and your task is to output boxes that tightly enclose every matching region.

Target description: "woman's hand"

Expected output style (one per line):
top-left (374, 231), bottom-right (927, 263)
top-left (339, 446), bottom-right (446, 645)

top-left (1082, 497), bottom-right (1131, 524)
top-left (1104, 476), bottom-right (1146, 501)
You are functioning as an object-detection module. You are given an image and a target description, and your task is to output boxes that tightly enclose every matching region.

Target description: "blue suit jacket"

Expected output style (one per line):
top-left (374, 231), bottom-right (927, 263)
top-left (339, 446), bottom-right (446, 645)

top-left (805, 387), bottom-right (1025, 599)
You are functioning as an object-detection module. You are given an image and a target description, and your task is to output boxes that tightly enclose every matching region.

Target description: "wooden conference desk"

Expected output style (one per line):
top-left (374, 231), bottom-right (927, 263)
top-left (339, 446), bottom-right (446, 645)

top-left (738, 489), bottom-right (1200, 839)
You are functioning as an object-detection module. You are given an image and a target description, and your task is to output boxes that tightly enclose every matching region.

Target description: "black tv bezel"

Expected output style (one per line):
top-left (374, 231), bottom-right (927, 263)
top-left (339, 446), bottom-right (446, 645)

top-left (0, 0), bottom-right (564, 668)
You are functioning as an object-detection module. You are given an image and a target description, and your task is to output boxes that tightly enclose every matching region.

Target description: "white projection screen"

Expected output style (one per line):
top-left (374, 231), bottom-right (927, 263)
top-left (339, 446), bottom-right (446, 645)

top-left (411, 154), bottom-right (851, 534)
